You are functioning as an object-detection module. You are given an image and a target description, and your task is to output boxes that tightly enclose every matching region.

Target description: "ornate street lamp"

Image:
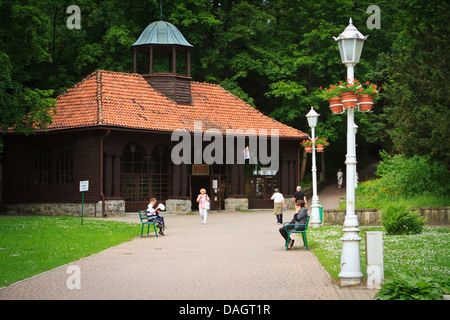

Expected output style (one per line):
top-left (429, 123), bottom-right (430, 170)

top-left (333, 18), bottom-right (368, 78)
top-left (306, 107), bottom-right (321, 228)
top-left (333, 18), bottom-right (368, 286)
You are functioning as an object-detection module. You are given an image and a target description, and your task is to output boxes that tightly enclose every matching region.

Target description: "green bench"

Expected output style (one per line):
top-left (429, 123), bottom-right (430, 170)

top-left (139, 210), bottom-right (159, 238)
top-left (282, 215), bottom-right (310, 250)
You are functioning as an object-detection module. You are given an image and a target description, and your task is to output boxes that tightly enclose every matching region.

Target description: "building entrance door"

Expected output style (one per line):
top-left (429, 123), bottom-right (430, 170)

top-left (209, 175), bottom-right (222, 211)
top-left (121, 174), bottom-right (152, 212)
top-left (190, 175), bottom-right (225, 211)
top-left (120, 143), bottom-right (170, 212)
top-left (190, 175), bottom-right (209, 211)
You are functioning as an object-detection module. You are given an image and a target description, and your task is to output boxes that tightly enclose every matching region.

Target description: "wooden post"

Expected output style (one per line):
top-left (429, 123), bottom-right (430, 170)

top-left (320, 152), bottom-right (326, 182)
top-left (149, 46), bottom-right (153, 74)
top-left (300, 149), bottom-right (307, 181)
top-left (172, 46), bottom-right (176, 74)
top-left (186, 49), bottom-right (191, 77)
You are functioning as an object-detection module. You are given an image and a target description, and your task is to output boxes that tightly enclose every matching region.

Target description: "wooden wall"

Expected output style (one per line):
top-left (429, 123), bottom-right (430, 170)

top-left (73, 131), bottom-right (100, 203)
top-left (2, 135), bottom-right (30, 204)
top-left (144, 73), bottom-right (192, 105)
top-left (2, 130), bottom-right (100, 204)
top-left (2, 129), bottom-right (301, 211)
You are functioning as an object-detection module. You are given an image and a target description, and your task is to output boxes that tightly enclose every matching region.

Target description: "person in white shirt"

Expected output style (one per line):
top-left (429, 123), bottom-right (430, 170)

top-left (147, 198), bottom-right (165, 235)
top-left (270, 188), bottom-right (286, 224)
top-left (337, 169), bottom-right (344, 189)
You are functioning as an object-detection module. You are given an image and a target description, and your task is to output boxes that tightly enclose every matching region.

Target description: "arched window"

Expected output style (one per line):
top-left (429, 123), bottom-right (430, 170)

top-left (121, 143), bottom-right (147, 174)
top-left (150, 144), bottom-right (170, 174)
top-left (150, 144), bottom-right (171, 200)
top-left (120, 143), bottom-right (171, 210)
top-left (120, 143), bottom-right (149, 208)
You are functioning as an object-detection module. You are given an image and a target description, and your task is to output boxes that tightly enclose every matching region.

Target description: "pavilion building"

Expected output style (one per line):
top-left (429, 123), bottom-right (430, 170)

top-left (1, 20), bottom-right (307, 215)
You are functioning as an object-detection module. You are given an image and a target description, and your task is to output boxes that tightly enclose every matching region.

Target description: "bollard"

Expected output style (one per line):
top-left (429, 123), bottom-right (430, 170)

top-left (365, 231), bottom-right (384, 289)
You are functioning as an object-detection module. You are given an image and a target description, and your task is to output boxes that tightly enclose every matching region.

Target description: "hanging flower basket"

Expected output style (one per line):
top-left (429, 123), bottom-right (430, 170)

top-left (339, 79), bottom-right (360, 109)
top-left (328, 96), bottom-right (344, 114)
top-left (357, 94), bottom-right (374, 112)
top-left (320, 84), bottom-right (342, 100)
top-left (340, 91), bottom-right (358, 109)
top-left (356, 81), bottom-right (380, 112)
top-left (315, 137), bottom-right (329, 152)
top-left (301, 139), bottom-right (314, 153)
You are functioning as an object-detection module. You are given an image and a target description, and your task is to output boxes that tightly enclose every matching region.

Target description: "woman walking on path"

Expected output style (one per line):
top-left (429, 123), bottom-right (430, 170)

top-left (197, 188), bottom-right (210, 224)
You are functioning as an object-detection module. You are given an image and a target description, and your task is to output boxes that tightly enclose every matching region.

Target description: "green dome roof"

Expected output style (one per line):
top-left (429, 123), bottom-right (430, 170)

top-left (132, 20), bottom-right (193, 47)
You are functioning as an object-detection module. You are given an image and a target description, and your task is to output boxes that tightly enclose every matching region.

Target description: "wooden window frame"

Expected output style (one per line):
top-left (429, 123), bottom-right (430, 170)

top-left (33, 144), bottom-right (73, 185)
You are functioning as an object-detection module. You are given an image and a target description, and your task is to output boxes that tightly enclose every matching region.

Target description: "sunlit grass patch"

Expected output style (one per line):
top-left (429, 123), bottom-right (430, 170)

top-left (0, 216), bottom-right (140, 288)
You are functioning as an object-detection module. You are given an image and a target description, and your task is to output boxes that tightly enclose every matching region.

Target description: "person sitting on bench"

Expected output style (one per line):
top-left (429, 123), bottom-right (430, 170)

top-left (147, 198), bottom-right (165, 236)
top-left (279, 199), bottom-right (308, 249)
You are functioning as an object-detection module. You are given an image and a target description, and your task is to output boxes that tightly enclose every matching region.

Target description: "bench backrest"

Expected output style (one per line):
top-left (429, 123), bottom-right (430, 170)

top-left (304, 215), bottom-right (310, 231)
top-left (138, 210), bottom-right (147, 222)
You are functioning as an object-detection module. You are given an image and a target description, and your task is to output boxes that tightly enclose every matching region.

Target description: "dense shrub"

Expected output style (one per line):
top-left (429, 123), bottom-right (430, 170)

top-left (380, 203), bottom-right (426, 235)
top-left (356, 153), bottom-right (450, 209)
top-left (375, 272), bottom-right (450, 300)
top-left (375, 152), bottom-right (449, 198)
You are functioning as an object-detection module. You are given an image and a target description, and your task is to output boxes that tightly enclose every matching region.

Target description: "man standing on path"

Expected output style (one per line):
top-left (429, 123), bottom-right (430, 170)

top-left (292, 186), bottom-right (308, 208)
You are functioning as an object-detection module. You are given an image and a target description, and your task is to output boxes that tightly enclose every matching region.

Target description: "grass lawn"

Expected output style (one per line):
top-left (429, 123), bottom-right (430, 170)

top-left (0, 216), bottom-right (141, 288)
top-left (307, 226), bottom-right (450, 283)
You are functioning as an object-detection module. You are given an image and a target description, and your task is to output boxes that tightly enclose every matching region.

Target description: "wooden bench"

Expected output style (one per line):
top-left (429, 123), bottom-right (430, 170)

top-left (139, 210), bottom-right (158, 238)
top-left (282, 215), bottom-right (310, 250)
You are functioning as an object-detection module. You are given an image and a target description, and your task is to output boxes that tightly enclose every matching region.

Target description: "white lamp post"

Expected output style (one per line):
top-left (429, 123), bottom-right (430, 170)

top-left (333, 18), bottom-right (368, 286)
top-left (306, 107), bottom-right (321, 228)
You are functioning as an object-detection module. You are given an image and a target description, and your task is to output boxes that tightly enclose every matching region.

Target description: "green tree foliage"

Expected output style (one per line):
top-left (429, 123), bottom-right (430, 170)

top-left (380, 0), bottom-right (450, 166)
top-left (0, 1), bottom-right (56, 135)
top-left (0, 0), bottom-right (448, 168)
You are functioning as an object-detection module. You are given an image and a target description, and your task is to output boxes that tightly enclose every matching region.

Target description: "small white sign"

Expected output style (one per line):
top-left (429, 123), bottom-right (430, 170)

top-left (79, 180), bottom-right (89, 192)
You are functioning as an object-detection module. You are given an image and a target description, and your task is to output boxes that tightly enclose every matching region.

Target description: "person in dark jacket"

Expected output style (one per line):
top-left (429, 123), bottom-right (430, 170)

top-left (279, 199), bottom-right (308, 249)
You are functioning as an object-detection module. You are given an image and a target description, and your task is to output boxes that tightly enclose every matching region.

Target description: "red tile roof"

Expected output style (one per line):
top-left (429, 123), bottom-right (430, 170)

top-left (51, 70), bottom-right (307, 139)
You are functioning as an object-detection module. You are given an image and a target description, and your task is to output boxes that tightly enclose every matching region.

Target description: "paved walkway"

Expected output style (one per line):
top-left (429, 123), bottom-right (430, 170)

top-left (317, 181), bottom-right (346, 210)
top-left (0, 208), bottom-right (378, 300)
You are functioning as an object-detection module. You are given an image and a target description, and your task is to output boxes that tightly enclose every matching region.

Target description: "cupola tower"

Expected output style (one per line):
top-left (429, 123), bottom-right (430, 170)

top-left (131, 20), bottom-right (193, 105)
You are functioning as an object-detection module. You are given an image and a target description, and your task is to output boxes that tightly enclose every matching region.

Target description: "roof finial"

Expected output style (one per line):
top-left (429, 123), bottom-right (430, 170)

top-left (160, 0), bottom-right (163, 21)
top-left (349, 17), bottom-right (353, 25)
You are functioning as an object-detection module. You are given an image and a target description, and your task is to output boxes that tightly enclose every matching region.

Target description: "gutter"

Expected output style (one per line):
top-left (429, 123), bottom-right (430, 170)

top-left (100, 129), bottom-right (110, 216)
